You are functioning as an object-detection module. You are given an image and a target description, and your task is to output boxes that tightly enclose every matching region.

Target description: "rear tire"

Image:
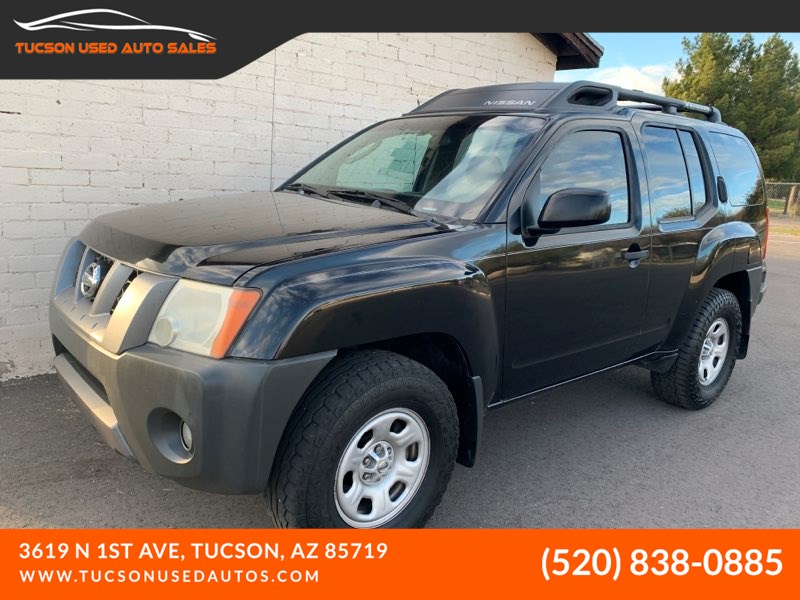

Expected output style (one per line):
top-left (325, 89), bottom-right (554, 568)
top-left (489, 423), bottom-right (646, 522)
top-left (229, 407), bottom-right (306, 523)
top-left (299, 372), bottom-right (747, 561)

top-left (651, 288), bottom-right (742, 410)
top-left (266, 350), bottom-right (458, 528)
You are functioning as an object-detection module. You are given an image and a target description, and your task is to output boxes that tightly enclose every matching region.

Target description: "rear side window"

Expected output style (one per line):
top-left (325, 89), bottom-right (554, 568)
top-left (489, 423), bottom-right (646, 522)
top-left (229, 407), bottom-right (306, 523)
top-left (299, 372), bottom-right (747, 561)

top-left (643, 127), bottom-right (695, 221)
top-left (708, 133), bottom-right (764, 206)
top-left (678, 130), bottom-right (708, 214)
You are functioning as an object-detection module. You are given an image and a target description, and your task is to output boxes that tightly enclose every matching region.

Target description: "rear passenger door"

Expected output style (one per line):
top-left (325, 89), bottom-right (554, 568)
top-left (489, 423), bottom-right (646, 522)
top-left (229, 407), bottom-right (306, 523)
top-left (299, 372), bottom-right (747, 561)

top-left (634, 117), bottom-right (725, 349)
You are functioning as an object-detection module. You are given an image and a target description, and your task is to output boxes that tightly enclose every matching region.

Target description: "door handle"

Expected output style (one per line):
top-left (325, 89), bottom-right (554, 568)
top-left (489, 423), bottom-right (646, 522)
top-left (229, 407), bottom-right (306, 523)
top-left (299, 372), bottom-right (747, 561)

top-left (621, 245), bottom-right (649, 267)
top-left (622, 249), bottom-right (649, 261)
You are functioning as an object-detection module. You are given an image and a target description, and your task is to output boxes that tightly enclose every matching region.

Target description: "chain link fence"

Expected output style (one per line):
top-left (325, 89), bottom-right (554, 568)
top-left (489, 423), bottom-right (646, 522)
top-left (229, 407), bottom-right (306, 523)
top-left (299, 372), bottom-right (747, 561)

top-left (766, 181), bottom-right (800, 215)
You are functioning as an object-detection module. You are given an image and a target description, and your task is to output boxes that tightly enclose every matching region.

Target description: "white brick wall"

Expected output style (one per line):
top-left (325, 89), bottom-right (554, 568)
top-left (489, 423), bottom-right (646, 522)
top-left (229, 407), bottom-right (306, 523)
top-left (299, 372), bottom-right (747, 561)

top-left (0, 32), bottom-right (555, 380)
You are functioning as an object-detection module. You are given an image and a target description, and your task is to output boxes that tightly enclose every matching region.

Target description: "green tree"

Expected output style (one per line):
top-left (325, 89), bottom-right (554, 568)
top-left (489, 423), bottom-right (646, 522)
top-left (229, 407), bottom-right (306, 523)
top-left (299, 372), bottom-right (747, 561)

top-left (664, 33), bottom-right (800, 179)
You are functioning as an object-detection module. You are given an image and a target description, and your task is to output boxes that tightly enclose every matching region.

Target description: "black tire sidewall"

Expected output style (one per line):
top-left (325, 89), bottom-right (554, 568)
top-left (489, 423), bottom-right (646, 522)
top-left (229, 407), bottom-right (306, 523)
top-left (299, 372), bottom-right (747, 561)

top-left (305, 377), bottom-right (457, 528)
top-left (688, 298), bottom-right (741, 405)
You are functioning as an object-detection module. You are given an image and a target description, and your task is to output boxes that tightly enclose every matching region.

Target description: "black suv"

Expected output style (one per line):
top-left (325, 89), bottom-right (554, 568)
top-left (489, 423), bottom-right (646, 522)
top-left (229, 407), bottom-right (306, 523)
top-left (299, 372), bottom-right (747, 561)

top-left (50, 81), bottom-right (768, 528)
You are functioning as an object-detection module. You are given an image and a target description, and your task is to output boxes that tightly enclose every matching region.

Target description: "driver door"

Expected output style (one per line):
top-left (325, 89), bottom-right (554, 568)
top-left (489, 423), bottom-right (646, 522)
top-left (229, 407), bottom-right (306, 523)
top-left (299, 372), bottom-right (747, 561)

top-left (502, 122), bottom-right (652, 399)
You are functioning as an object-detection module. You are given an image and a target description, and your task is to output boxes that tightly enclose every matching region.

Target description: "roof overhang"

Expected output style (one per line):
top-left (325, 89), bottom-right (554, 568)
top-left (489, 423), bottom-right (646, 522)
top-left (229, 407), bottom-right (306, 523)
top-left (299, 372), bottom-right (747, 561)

top-left (531, 33), bottom-right (603, 70)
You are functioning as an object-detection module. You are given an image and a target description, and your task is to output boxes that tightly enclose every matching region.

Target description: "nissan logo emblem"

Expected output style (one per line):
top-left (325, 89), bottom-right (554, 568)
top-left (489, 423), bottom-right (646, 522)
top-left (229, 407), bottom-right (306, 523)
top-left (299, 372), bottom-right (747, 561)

top-left (80, 261), bottom-right (105, 299)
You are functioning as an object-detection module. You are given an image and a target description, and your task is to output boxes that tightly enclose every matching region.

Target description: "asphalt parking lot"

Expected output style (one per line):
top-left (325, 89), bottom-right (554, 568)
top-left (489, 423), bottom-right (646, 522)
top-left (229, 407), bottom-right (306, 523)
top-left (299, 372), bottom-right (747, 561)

top-left (1, 238), bottom-right (798, 529)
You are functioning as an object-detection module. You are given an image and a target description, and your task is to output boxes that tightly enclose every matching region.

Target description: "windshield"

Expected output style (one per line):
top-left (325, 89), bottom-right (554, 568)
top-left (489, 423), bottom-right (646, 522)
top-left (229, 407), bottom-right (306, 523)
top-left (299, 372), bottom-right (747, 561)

top-left (288, 114), bottom-right (544, 220)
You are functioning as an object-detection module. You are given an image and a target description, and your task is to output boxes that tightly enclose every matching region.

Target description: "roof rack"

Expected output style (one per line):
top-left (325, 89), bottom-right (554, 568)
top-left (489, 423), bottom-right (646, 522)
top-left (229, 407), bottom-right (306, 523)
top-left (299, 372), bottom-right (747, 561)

top-left (615, 86), bottom-right (721, 123)
top-left (408, 80), bottom-right (722, 123)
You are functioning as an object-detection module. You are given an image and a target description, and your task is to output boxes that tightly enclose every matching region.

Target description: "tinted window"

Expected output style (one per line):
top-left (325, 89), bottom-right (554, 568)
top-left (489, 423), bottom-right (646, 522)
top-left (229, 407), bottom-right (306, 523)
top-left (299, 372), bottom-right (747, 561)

top-left (539, 130), bottom-right (629, 226)
top-left (642, 127), bottom-right (692, 220)
top-left (708, 133), bottom-right (764, 206)
top-left (678, 130), bottom-right (708, 213)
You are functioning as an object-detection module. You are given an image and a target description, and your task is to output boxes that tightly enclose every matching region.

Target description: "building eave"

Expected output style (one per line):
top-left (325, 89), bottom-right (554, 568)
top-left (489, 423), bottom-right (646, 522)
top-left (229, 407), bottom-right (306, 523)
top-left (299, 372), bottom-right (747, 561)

top-left (531, 33), bottom-right (604, 70)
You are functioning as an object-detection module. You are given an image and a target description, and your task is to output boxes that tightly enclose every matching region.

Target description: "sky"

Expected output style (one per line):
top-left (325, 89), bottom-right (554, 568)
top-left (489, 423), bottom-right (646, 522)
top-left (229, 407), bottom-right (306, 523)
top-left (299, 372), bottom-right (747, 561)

top-left (554, 33), bottom-right (800, 94)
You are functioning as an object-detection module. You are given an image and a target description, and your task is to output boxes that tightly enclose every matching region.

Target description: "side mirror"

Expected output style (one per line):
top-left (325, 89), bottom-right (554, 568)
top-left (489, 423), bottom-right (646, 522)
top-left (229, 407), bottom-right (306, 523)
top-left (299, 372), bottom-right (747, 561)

top-left (523, 188), bottom-right (611, 235)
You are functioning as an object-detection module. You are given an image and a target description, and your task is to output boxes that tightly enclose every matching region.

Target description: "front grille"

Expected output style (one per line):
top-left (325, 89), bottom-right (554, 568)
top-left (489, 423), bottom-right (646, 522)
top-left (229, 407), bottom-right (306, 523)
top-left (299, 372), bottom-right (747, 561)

top-left (74, 248), bottom-right (113, 303)
top-left (71, 245), bottom-right (141, 317)
top-left (110, 269), bottom-right (140, 315)
top-left (52, 239), bottom-right (175, 355)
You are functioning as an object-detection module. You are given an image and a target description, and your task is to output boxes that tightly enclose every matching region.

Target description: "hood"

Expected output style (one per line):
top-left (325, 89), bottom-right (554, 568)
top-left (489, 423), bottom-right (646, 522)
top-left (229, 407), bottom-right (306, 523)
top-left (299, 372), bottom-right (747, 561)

top-left (80, 191), bottom-right (448, 285)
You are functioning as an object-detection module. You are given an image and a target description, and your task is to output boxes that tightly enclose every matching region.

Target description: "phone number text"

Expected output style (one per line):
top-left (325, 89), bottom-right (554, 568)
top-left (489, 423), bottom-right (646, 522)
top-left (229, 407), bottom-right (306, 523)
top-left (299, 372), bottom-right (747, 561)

top-left (541, 547), bottom-right (783, 580)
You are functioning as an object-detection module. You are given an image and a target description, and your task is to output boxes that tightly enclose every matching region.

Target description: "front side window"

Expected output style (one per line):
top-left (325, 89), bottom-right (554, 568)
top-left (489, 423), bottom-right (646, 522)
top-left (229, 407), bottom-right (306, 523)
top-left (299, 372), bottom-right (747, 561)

top-left (538, 130), bottom-right (630, 226)
top-left (291, 114), bottom-right (544, 220)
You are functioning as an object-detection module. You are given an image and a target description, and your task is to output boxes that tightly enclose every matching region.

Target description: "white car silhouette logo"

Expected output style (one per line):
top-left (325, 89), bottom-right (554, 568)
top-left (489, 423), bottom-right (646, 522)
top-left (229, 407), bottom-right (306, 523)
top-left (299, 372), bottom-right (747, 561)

top-left (15, 8), bottom-right (214, 42)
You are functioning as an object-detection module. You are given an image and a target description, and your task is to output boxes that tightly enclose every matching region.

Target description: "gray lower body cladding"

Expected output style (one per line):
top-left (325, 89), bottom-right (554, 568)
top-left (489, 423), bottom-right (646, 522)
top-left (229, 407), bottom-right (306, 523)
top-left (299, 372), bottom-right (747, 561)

top-left (50, 302), bottom-right (335, 494)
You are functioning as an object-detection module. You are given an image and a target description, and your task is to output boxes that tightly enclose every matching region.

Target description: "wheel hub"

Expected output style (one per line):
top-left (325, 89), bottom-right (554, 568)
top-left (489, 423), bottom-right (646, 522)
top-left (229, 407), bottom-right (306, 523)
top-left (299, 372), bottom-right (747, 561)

top-left (359, 441), bottom-right (395, 484)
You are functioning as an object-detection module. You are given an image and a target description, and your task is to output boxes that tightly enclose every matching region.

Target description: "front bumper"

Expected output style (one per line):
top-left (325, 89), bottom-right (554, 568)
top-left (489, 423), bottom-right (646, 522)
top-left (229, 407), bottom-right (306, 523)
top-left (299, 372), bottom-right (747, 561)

top-left (51, 285), bottom-right (335, 495)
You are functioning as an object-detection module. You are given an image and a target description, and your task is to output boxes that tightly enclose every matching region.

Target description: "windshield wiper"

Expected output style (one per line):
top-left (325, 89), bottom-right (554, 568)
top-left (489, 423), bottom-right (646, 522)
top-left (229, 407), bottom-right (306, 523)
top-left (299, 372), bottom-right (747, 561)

top-left (283, 182), bottom-right (330, 198)
top-left (326, 189), bottom-right (417, 216)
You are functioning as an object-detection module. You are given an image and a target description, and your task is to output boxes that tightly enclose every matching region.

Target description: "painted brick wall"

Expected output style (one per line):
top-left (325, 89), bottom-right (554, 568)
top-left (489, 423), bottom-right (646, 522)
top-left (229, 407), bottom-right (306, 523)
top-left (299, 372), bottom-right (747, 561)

top-left (0, 32), bottom-right (556, 380)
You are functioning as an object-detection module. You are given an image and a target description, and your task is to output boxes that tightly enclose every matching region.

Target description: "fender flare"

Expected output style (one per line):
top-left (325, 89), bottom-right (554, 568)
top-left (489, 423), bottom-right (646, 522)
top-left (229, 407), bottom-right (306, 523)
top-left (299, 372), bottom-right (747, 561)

top-left (663, 221), bottom-right (761, 350)
top-left (230, 258), bottom-right (501, 405)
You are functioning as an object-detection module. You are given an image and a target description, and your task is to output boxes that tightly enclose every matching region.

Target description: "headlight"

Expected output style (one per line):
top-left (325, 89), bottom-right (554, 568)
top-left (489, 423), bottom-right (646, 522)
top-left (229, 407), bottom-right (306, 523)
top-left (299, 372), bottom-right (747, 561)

top-left (148, 280), bottom-right (261, 359)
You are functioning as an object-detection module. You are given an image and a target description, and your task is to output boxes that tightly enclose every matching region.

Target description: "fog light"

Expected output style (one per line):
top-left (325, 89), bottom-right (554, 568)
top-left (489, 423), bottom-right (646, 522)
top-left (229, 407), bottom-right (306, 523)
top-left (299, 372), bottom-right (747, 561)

top-left (179, 420), bottom-right (193, 453)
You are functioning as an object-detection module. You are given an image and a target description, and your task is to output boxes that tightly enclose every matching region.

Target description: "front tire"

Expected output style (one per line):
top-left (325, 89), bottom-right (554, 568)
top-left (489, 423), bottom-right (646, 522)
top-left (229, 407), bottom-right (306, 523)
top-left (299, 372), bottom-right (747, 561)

top-left (651, 288), bottom-right (742, 410)
top-left (266, 350), bottom-right (459, 528)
